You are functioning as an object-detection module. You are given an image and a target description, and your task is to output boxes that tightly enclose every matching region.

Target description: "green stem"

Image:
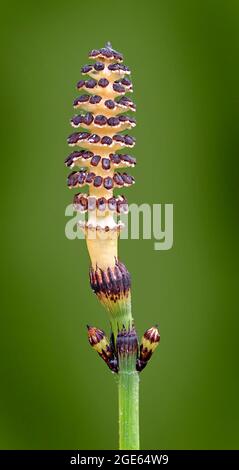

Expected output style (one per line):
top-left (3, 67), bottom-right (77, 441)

top-left (118, 354), bottom-right (140, 450)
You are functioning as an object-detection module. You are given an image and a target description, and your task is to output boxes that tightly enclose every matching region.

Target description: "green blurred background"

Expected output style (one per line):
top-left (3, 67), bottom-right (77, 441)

top-left (0, 0), bottom-right (238, 450)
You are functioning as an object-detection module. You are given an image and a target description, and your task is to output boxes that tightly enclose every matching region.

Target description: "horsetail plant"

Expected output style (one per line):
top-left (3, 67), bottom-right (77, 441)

top-left (65, 42), bottom-right (160, 450)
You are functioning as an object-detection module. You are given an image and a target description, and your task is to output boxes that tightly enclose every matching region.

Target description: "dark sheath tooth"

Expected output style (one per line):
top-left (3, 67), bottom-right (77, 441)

top-left (85, 172), bottom-right (95, 183)
top-left (94, 175), bottom-right (103, 187)
top-left (78, 171), bottom-right (86, 185)
top-left (108, 197), bottom-right (117, 211)
top-left (113, 134), bottom-right (124, 143)
top-left (77, 80), bottom-right (85, 89)
top-left (101, 136), bottom-right (112, 145)
top-left (88, 134), bottom-right (101, 143)
top-left (113, 83), bottom-right (125, 93)
top-left (81, 64), bottom-right (92, 74)
top-left (98, 78), bottom-right (109, 88)
top-left (102, 158), bottom-right (110, 170)
top-left (105, 100), bottom-right (115, 109)
top-left (94, 62), bottom-right (105, 71)
top-left (85, 79), bottom-right (97, 88)
top-left (109, 153), bottom-right (121, 165)
top-left (104, 177), bottom-right (113, 190)
top-left (84, 113), bottom-right (94, 125)
top-left (124, 135), bottom-right (135, 146)
top-left (97, 197), bottom-right (107, 211)
top-left (67, 172), bottom-right (79, 187)
top-left (94, 115), bottom-right (107, 126)
top-left (88, 197), bottom-right (96, 210)
top-left (89, 95), bottom-right (102, 104)
top-left (113, 173), bottom-right (124, 186)
top-left (74, 95), bottom-right (89, 105)
top-left (90, 155), bottom-right (101, 166)
top-left (108, 117), bottom-right (120, 126)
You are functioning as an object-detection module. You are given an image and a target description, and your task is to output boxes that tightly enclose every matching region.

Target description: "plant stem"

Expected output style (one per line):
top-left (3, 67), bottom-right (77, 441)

top-left (118, 354), bottom-right (140, 450)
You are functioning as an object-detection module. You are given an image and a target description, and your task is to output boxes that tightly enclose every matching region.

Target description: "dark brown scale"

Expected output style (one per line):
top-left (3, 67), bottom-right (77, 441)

top-left (102, 158), bottom-right (111, 170)
top-left (74, 194), bottom-right (88, 211)
top-left (67, 133), bottom-right (80, 145)
top-left (121, 154), bottom-right (136, 165)
top-left (84, 113), bottom-right (94, 126)
top-left (94, 115), bottom-right (107, 126)
top-left (120, 64), bottom-right (130, 72)
top-left (101, 136), bottom-right (112, 145)
top-left (113, 134), bottom-right (124, 143)
top-left (108, 197), bottom-right (117, 211)
top-left (108, 117), bottom-right (120, 126)
top-left (118, 115), bottom-right (128, 122)
top-left (104, 176), bottom-right (113, 190)
top-left (71, 115), bottom-right (84, 126)
top-left (89, 95), bottom-right (102, 104)
top-left (74, 95), bottom-right (89, 106)
top-left (82, 150), bottom-right (94, 160)
top-left (89, 49), bottom-right (99, 57)
top-left (121, 78), bottom-right (131, 87)
top-left (110, 153), bottom-right (121, 165)
top-left (113, 82), bottom-right (125, 93)
top-left (77, 79), bottom-right (85, 89)
top-left (78, 171), bottom-right (86, 185)
top-left (100, 48), bottom-right (113, 59)
top-left (94, 62), bottom-right (105, 71)
top-left (97, 197), bottom-right (107, 211)
top-left (108, 63), bottom-right (120, 71)
top-left (88, 196), bottom-right (96, 210)
top-left (90, 155), bottom-right (101, 166)
top-left (85, 79), bottom-right (97, 88)
top-left (113, 173), bottom-right (124, 186)
top-left (65, 151), bottom-right (82, 167)
top-left (124, 135), bottom-right (135, 146)
top-left (98, 78), bottom-right (109, 88)
top-left (85, 172), bottom-right (95, 183)
top-left (88, 134), bottom-right (101, 143)
top-left (117, 198), bottom-right (128, 213)
top-left (81, 64), bottom-right (92, 74)
top-left (122, 173), bottom-right (134, 185)
top-left (67, 172), bottom-right (79, 187)
top-left (117, 96), bottom-right (136, 110)
top-left (105, 100), bottom-right (115, 109)
top-left (93, 175), bottom-right (103, 187)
